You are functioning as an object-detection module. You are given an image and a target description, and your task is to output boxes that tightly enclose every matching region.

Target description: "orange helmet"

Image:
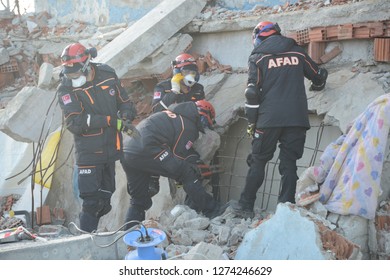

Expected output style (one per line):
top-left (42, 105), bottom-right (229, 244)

top-left (172, 53), bottom-right (199, 83)
top-left (252, 21), bottom-right (281, 46)
top-left (172, 53), bottom-right (197, 69)
top-left (61, 43), bottom-right (98, 74)
top-left (196, 100), bottom-right (216, 129)
top-left (61, 43), bottom-right (89, 66)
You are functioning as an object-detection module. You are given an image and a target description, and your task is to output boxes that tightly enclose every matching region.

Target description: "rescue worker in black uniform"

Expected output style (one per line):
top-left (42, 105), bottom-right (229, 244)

top-left (149, 53), bottom-right (206, 196)
top-left (121, 101), bottom-right (227, 228)
top-left (57, 43), bottom-right (137, 232)
top-left (232, 21), bottom-right (328, 218)
top-left (151, 53), bottom-right (205, 113)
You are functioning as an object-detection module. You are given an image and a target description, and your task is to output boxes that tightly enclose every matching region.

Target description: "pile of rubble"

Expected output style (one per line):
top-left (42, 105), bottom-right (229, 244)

top-left (197, 0), bottom-right (350, 21)
top-left (0, 9), bottom-right (129, 100)
top-left (137, 201), bottom-right (370, 260)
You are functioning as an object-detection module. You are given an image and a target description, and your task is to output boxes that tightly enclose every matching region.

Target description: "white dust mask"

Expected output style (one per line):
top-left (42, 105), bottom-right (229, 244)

top-left (71, 75), bottom-right (87, 87)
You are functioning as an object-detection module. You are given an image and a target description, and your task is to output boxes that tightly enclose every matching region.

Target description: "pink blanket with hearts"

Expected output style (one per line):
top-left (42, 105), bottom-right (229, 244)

top-left (319, 94), bottom-right (390, 219)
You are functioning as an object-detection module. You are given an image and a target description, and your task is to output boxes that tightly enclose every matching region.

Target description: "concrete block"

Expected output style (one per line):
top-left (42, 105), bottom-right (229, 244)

top-left (0, 86), bottom-right (62, 143)
top-left (123, 33), bottom-right (193, 80)
top-left (209, 73), bottom-right (247, 133)
top-left (235, 203), bottom-right (333, 260)
top-left (193, 128), bottom-right (221, 163)
top-left (38, 62), bottom-right (54, 89)
top-left (184, 241), bottom-right (224, 260)
top-left (0, 47), bottom-right (10, 65)
top-left (94, 0), bottom-right (207, 78)
top-left (0, 232), bottom-right (129, 260)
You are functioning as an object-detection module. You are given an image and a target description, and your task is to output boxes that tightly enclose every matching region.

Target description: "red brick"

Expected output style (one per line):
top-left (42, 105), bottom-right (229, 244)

top-left (308, 42), bottom-right (326, 64)
top-left (337, 24), bottom-right (353, 40)
top-left (0, 72), bottom-right (15, 89)
top-left (325, 26), bottom-right (338, 40)
top-left (36, 205), bottom-right (51, 225)
top-left (374, 38), bottom-right (390, 62)
top-left (320, 46), bottom-right (342, 63)
top-left (309, 28), bottom-right (326, 42)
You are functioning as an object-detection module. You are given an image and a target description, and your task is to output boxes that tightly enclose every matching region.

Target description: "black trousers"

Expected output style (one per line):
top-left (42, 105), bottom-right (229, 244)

top-left (121, 153), bottom-right (217, 224)
top-left (77, 162), bottom-right (116, 232)
top-left (239, 127), bottom-right (306, 210)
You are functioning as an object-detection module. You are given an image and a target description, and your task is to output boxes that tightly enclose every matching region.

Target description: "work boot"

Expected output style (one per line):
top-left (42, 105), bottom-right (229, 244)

top-left (229, 200), bottom-right (254, 219)
top-left (79, 211), bottom-right (99, 233)
top-left (204, 202), bottom-right (229, 219)
top-left (125, 206), bottom-right (145, 230)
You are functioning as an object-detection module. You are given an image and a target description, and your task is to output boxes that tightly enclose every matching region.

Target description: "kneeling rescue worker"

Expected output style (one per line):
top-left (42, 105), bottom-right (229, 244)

top-left (121, 100), bottom-right (228, 228)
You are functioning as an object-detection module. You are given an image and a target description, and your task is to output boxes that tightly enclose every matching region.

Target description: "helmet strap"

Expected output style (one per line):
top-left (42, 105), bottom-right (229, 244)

top-left (81, 55), bottom-right (91, 73)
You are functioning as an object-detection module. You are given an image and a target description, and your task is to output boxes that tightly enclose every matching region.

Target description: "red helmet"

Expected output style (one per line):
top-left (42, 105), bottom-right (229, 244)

top-left (196, 100), bottom-right (216, 128)
top-left (172, 53), bottom-right (197, 69)
top-left (252, 21), bottom-right (281, 44)
top-left (61, 43), bottom-right (88, 66)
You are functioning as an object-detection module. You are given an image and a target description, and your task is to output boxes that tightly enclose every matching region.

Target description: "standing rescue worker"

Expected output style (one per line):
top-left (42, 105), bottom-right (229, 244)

top-left (151, 53), bottom-right (205, 113)
top-left (121, 101), bottom-right (227, 228)
top-left (232, 21), bottom-right (328, 218)
top-left (57, 43), bottom-right (138, 232)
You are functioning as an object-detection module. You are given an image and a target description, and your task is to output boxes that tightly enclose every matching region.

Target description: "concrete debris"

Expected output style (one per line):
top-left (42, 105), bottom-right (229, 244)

top-left (235, 203), bottom-right (362, 260)
top-left (374, 200), bottom-right (390, 259)
top-left (94, 0), bottom-right (208, 78)
top-left (0, 86), bottom-right (61, 142)
top-left (37, 62), bottom-right (54, 89)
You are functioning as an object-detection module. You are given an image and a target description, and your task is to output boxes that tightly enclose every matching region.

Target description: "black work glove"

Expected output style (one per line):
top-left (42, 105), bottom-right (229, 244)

top-left (121, 119), bottom-right (140, 138)
top-left (309, 68), bottom-right (328, 91)
top-left (192, 160), bottom-right (212, 180)
top-left (107, 116), bottom-right (140, 138)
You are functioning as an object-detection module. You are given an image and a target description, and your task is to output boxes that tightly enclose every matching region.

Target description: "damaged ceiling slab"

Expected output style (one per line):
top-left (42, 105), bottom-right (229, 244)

top-left (94, 0), bottom-right (207, 79)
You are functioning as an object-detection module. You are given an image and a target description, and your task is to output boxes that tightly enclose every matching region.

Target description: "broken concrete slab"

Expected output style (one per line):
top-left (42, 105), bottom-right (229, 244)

top-left (0, 232), bottom-right (128, 260)
top-left (94, 0), bottom-right (207, 78)
top-left (235, 203), bottom-right (341, 260)
top-left (122, 33), bottom-right (193, 80)
top-left (208, 73), bottom-right (246, 133)
top-left (0, 87), bottom-right (62, 143)
top-left (184, 0), bottom-right (390, 34)
top-left (307, 70), bottom-right (387, 133)
top-left (0, 47), bottom-right (10, 65)
top-left (184, 241), bottom-right (224, 260)
top-left (200, 72), bottom-right (228, 99)
top-left (193, 128), bottom-right (221, 163)
top-left (38, 62), bottom-right (54, 89)
top-left (336, 214), bottom-right (369, 259)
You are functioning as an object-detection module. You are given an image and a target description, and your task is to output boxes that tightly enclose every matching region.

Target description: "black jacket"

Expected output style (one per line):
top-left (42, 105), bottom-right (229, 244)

top-left (247, 35), bottom-right (323, 129)
top-left (151, 79), bottom-right (205, 113)
top-left (123, 102), bottom-right (203, 169)
top-left (57, 63), bottom-right (136, 165)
